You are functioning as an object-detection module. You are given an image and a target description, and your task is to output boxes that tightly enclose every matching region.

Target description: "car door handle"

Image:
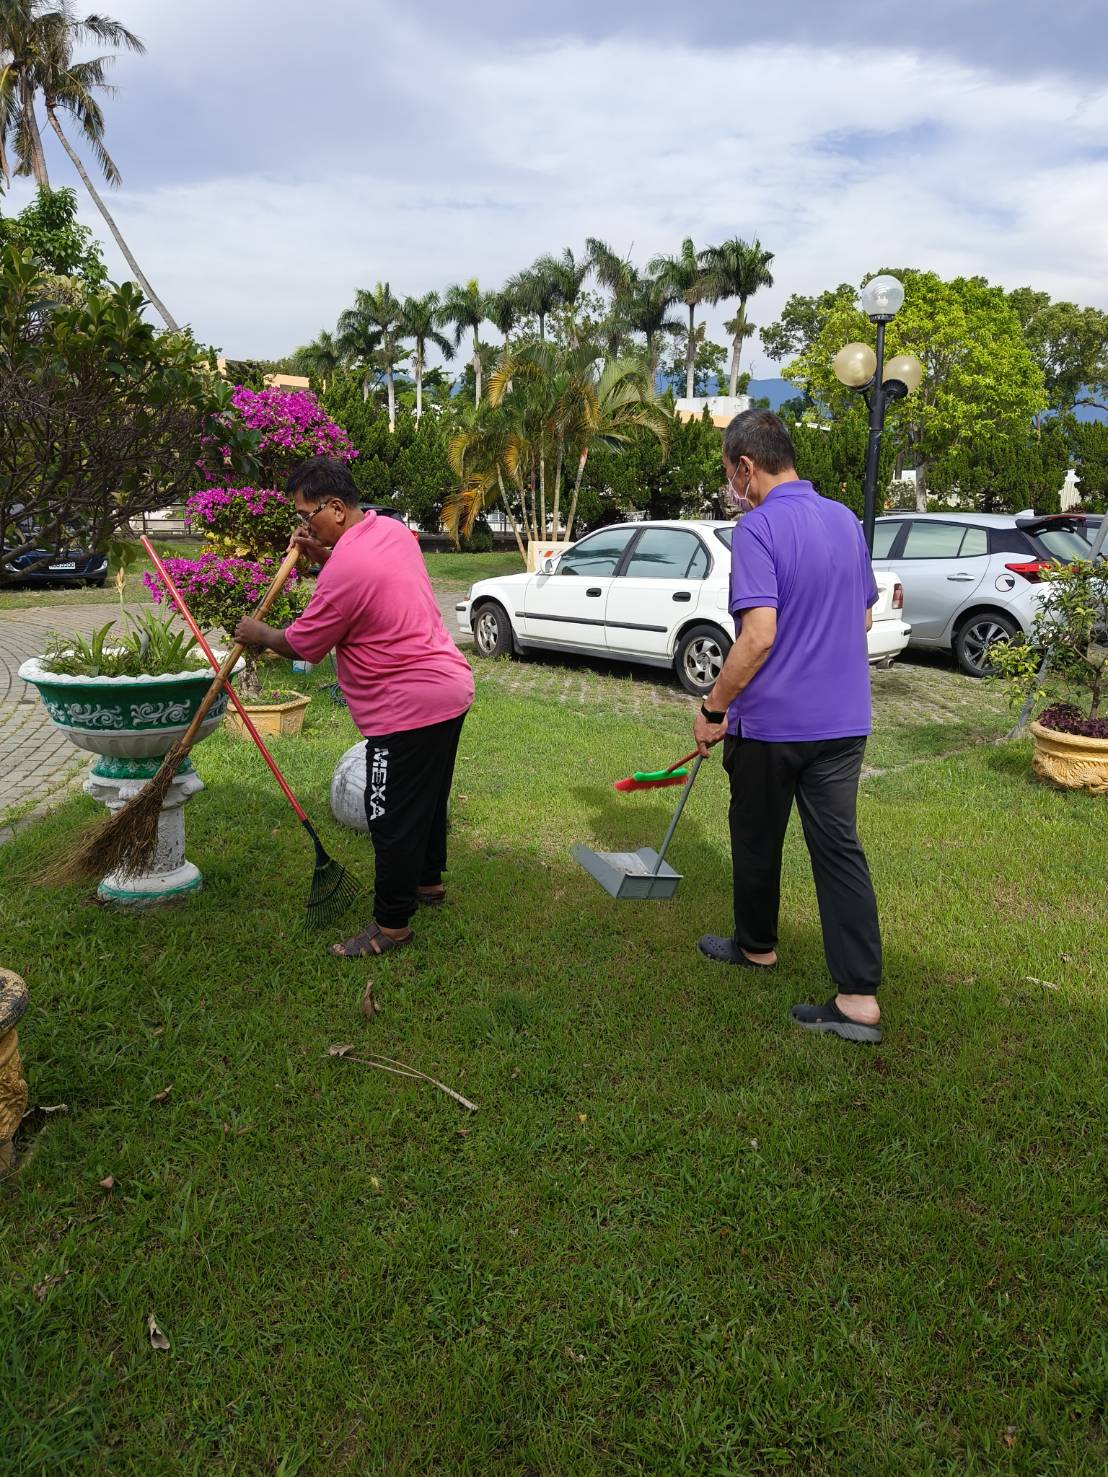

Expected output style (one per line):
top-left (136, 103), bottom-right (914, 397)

top-left (947, 573), bottom-right (976, 582)
top-left (586, 587), bottom-right (602, 597)
top-left (672, 591), bottom-right (692, 602)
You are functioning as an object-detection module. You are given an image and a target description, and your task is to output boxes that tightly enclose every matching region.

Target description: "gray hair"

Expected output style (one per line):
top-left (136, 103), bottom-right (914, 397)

top-left (722, 409), bottom-right (796, 474)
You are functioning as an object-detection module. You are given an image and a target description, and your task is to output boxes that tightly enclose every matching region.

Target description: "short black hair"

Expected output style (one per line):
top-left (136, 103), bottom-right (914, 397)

top-left (286, 456), bottom-right (360, 508)
top-left (723, 410), bottom-right (796, 475)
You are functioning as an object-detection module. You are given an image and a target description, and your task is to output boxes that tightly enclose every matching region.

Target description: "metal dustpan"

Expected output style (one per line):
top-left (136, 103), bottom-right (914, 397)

top-left (573, 755), bottom-right (704, 900)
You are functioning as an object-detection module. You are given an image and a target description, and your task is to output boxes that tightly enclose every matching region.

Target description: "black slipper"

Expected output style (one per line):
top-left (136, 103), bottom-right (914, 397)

top-left (697, 935), bottom-right (777, 969)
top-left (789, 998), bottom-right (882, 1044)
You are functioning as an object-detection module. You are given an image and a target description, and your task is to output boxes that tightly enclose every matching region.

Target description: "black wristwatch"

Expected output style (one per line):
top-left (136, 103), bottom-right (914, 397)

top-left (700, 702), bottom-right (726, 724)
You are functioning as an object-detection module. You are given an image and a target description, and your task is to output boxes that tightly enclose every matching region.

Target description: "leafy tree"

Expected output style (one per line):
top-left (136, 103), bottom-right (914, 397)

top-left (0, 183), bottom-right (103, 282)
top-left (658, 328), bottom-right (727, 397)
top-left (760, 283), bottom-right (855, 365)
top-left (1008, 288), bottom-right (1108, 416)
top-left (0, 244), bottom-right (214, 579)
top-left (928, 422), bottom-right (1067, 515)
top-left (1070, 421), bottom-right (1108, 512)
top-left (771, 271), bottom-right (1047, 509)
top-left (575, 406), bottom-right (722, 528)
top-left (438, 278), bottom-right (489, 405)
top-left (701, 237), bottom-right (775, 396)
top-left (788, 412), bottom-right (894, 520)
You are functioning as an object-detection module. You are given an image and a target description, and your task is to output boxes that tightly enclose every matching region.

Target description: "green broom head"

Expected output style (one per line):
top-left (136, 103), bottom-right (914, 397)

top-left (613, 766), bottom-right (689, 793)
top-left (303, 819), bottom-right (362, 929)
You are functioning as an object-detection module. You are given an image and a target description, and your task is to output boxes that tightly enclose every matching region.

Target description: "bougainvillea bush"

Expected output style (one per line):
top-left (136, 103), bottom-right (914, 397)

top-left (184, 485), bottom-right (299, 560)
top-left (199, 385), bottom-right (356, 489)
top-left (145, 552), bottom-right (307, 697)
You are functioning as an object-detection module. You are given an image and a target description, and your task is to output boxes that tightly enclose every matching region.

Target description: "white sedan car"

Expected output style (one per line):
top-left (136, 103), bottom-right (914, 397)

top-left (456, 519), bottom-right (910, 696)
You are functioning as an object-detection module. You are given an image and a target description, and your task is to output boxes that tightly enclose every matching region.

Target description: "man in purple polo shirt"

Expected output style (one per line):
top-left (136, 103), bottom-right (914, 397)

top-left (692, 410), bottom-right (883, 1044)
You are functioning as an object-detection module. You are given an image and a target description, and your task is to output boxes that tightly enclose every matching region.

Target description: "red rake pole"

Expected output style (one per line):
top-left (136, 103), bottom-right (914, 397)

top-left (142, 537), bottom-right (361, 927)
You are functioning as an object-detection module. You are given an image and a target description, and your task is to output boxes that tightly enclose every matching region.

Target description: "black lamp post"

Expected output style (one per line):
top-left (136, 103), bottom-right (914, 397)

top-left (832, 275), bottom-right (924, 551)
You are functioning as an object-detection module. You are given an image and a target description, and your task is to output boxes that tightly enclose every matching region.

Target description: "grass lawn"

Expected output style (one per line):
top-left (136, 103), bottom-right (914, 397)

top-left (1, 645), bottom-right (1105, 1473)
top-left (423, 549), bottom-right (524, 590)
top-left (0, 541), bottom-right (205, 612)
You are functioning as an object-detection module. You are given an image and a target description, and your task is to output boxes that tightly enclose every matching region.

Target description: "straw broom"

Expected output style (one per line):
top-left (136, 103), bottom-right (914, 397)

top-left (45, 546), bottom-right (301, 886)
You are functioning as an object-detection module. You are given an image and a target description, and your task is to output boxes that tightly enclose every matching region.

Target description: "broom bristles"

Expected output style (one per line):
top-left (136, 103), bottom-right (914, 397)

top-left (40, 740), bottom-right (188, 886)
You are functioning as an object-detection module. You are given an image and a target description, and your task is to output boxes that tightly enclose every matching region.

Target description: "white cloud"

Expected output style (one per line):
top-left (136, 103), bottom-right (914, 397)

top-left (7, 17), bottom-right (1107, 368)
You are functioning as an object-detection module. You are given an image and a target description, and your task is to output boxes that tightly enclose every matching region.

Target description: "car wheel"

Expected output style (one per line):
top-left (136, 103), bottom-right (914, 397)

top-left (675, 624), bottom-right (731, 696)
top-left (472, 601), bottom-right (514, 659)
top-left (953, 611), bottom-right (1021, 677)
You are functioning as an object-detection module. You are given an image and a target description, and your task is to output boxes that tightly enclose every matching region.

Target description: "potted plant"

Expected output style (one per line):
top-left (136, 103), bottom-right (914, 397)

top-left (18, 611), bottom-right (243, 905)
top-left (991, 560), bottom-right (1108, 793)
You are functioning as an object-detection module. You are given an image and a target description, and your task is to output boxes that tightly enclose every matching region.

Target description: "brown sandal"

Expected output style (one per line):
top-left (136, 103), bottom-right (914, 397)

top-left (416, 887), bottom-right (447, 907)
top-left (329, 923), bottom-right (413, 959)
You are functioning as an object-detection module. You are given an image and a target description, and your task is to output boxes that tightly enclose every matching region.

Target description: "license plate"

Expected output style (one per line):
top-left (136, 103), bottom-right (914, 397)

top-left (50, 562), bottom-right (76, 571)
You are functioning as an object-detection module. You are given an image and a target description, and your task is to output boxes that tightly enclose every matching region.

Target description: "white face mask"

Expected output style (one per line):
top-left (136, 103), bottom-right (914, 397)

top-left (723, 468), bottom-right (753, 516)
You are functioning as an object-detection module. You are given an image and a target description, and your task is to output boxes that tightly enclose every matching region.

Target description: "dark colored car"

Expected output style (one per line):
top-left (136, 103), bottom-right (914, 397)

top-left (4, 547), bottom-right (109, 587)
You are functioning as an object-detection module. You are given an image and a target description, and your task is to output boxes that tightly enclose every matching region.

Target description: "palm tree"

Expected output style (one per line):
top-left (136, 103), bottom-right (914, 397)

top-left (438, 278), bottom-right (489, 405)
top-left (532, 247), bottom-right (590, 342)
top-left (624, 275), bottom-right (683, 383)
top-left (702, 237), bottom-right (775, 396)
top-left (291, 330), bottom-right (343, 391)
top-left (586, 236), bottom-right (638, 302)
top-left (486, 285), bottom-right (521, 343)
top-left (339, 282), bottom-right (405, 431)
top-left (0, 0), bottom-right (50, 187)
top-left (399, 290), bottom-right (454, 422)
top-left (649, 236), bottom-right (714, 400)
top-left (444, 342), bottom-right (671, 548)
top-left (506, 263), bottom-right (560, 343)
top-left (2, 3), bottom-right (179, 330)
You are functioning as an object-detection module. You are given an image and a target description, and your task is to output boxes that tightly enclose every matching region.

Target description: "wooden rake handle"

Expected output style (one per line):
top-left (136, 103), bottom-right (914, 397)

top-left (168, 544), bottom-right (302, 756)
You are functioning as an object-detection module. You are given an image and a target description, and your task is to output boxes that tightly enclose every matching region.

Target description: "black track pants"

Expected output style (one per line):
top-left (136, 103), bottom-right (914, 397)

top-left (362, 712), bottom-right (467, 929)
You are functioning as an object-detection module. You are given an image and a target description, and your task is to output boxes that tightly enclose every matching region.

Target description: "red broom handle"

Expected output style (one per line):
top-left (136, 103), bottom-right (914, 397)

top-left (141, 537), bottom-right (309, 823)
top-left (667, 749), bottom-right (701, 772)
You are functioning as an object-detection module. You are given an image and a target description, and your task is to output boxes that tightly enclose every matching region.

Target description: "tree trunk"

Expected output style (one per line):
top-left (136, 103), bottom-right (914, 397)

top-left (386, 363), bottom-right (396, 433)
top-left (550, 441), bottom-right (565, 538)
top-left (46, 109), bottom-right (180, 332)
top-left (728, 332), bottom-right (742, 398)
top-left (362, 375), bottom-right (370, 402)
top-left (21, 79), bottom-right (50, 187)
top-left (564, 448), bottom-right (589, 543)
top-left (415, 347), bottom-right (423, 422)
top-left (539, 311), bottom-right (546, 342)
top-left (539, 437), bottom-right (547, 541)
top-left (915, 456), bottom-right (928, 512)
top-left (497, 473), bottom-right (527, 562)
top-left (473, 330), bottom-right (482, 405)
top-left (685, 303), bottom-right (696, 400)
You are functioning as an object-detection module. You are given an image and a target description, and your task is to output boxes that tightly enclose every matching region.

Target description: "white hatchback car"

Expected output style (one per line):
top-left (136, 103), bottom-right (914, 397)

top-left (456, 520), bottom-right (910, 696)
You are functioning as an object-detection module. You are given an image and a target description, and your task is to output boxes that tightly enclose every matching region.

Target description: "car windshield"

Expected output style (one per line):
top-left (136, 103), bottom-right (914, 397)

top-left (1030, 525), bottom-right (1097, 562)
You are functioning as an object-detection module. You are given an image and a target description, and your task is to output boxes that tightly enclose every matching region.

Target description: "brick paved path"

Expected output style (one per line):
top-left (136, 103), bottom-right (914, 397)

top-left (0, 590), bottom-right (470, 845)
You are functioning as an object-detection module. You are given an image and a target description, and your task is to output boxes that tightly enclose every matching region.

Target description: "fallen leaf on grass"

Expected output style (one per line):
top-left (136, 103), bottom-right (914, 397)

top-left (150, 1085), bottom-right (173, 1105)
top-left (370, 1175), bottom-right (382, 1193)
top-left (98, 1175), bottom-right (114, 1190)
top-left (1003, 1428), bottom-right (1017, 1448)
top-left (33, 1272), bottom-right (68, 1301)
top-left (146, 1314), bottom-right (170, 1352)
top-left (327, 1042), bottom-right (356, 1057)
top-left (360, 980), bottom-right (380, 1017)
top-left (577, 1113), bottom-right (588, 1124)
top-left (1024, 976), bottom-right (1059, 990)
top-left (564, 1347), bottom-right (586, 1365)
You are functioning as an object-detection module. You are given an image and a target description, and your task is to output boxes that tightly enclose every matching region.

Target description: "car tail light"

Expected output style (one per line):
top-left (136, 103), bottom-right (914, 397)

top-left (892, 581), bottom-right (904, 610)
top-left (1004, 560), bottom-right (1051, 583)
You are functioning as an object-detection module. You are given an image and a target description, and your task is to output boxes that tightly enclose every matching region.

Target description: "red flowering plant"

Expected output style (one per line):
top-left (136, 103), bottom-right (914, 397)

top-left (144, 551), bottom-right (307, 698)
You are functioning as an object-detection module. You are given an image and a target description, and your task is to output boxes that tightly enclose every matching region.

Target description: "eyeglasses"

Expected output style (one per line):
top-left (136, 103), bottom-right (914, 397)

top-left (297, 501), bottom-right (328, 529)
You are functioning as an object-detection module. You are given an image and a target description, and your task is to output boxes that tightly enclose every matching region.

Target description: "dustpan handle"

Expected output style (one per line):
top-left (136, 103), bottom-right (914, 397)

top-left (653, 753), bottom-right (704, 874)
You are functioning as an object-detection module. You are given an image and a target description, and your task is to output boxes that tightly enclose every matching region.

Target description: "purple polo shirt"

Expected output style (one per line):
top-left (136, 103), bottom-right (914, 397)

top-left (728, 480), bottom-right (878, 742)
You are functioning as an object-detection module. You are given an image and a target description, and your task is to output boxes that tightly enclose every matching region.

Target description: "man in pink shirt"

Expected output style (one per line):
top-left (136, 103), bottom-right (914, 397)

top-left (234, 456), bottom-right (474, 957)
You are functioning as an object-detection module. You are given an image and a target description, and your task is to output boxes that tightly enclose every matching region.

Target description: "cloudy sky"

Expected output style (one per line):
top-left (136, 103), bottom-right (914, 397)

top-left (7, 0), bottom-right (1107, 371)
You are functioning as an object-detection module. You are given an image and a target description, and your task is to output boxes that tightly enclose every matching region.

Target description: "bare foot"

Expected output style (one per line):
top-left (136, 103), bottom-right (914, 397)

top-left (835, 993), bottom-right (881, 1025)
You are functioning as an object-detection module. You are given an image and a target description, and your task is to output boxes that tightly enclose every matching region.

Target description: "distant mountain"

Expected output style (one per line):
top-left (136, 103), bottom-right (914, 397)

top-left (744, 378), bottom-right (801, 410)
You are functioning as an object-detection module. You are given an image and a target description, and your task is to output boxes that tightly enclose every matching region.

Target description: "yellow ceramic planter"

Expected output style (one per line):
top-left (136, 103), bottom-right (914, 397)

top-left (1030, 721), bottom-right (1108, 794)
top-left (226, 692), bottom-right (311, 740)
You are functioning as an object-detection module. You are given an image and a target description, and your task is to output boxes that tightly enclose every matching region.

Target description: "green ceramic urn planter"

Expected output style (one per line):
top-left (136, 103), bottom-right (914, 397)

top-left (18, 657), bottom-right (243, 908)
